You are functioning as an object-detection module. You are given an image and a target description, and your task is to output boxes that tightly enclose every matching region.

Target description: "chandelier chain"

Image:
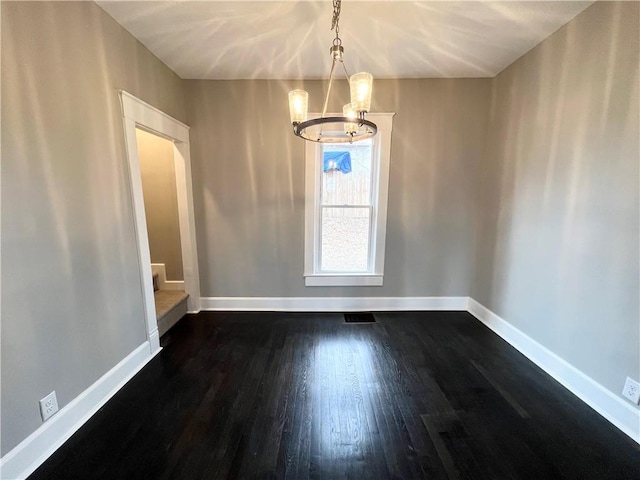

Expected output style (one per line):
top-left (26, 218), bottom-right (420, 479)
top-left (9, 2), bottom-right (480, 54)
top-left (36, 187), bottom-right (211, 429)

top-left (331, 0), bottom-right (342, 46)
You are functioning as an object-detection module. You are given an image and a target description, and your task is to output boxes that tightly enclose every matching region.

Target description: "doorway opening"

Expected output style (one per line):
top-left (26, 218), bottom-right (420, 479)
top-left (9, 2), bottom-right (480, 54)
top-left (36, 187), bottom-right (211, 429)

top-left (119, 91), bottom-right (201, 354)
top-left (136, 128), bottom-right (189, 337)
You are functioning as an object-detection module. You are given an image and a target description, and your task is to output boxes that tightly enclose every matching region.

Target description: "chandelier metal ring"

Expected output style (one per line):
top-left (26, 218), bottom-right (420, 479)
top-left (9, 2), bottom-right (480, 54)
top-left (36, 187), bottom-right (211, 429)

top-left (293, 117), bottom-right (377, 143)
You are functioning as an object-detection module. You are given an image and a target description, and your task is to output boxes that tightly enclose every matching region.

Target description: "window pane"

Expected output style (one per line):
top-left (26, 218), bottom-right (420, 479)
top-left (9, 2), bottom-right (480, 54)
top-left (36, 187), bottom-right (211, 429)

top-left (321, 140), bottom-right (372, 206)
top-left (321, 207), bottom-right (370, 272)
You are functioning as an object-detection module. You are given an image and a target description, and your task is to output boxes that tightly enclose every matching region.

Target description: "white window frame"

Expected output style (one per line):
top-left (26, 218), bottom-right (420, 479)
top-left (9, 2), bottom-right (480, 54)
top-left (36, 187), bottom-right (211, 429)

top-left (304, 112), bottom-right (395, 287)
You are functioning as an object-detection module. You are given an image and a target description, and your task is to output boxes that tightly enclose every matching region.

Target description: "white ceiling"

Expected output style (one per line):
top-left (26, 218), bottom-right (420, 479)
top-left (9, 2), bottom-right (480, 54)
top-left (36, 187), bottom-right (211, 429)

top-left (97, 1), bottom-right (593, 80)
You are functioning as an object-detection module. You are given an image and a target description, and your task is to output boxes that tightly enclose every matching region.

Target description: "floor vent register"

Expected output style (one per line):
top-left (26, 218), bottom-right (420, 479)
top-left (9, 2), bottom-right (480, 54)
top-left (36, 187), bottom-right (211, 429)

top-left (344, 312), bottom-right (376, 323)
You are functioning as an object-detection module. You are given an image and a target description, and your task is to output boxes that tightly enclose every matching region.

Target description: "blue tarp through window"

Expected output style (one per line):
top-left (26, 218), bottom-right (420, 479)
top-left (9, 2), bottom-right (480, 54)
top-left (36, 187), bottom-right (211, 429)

top-left (323, 151), bottom-right (351, 174)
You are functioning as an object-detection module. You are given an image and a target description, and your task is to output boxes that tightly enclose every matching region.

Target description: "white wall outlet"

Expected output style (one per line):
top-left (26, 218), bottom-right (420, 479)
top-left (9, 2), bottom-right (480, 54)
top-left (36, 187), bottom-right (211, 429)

top-left (622, 377), bottom-right (640, 405)
top-left (39, 391), bottom-right (59, 421)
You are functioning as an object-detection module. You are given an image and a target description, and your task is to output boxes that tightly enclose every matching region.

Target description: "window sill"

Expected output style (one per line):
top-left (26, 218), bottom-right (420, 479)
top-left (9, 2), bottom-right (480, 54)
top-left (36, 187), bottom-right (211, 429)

top-left (304, 274), bottom-right (383, 287)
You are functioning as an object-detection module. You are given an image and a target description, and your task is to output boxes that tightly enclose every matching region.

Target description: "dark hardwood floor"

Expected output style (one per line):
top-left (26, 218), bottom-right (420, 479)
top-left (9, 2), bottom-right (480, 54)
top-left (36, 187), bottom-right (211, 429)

top-left (29, 311), bottom-right (639, 479)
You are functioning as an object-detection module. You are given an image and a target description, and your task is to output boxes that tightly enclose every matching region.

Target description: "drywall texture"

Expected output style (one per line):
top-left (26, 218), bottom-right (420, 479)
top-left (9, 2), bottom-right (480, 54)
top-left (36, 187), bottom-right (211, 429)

top-left (137, 129), bottom-right (184, 280)
top-left (1, 1), bottom-right (185, 455)
top-left (472, 1), bottom-right (639, 398)
top-left (185, 79), bottom-right (491, 297)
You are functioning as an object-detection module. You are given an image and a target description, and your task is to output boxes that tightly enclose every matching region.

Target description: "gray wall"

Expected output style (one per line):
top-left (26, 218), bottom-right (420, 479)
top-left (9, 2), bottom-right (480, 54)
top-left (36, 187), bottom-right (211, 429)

top-left (472, 1), bottom-right (639, 396)
top-left (137, 129), bottom-right (184, 281)
top-left (1, 1), bottom-right (186, 454)
top-left (185, 78), bottom-right (491, 297)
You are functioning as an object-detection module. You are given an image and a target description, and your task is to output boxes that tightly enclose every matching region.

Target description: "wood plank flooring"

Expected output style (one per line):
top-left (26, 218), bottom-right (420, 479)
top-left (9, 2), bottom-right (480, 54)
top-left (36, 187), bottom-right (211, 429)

top-left (29, 311), bottom-right (640, 479)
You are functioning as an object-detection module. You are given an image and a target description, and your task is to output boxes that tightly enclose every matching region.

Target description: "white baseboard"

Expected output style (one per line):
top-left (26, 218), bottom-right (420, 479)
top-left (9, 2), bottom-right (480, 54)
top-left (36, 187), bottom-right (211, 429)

top-left (200, 296), bottom-right (469, 312)
top-left (468, 298), bottom-right (640, 444)
top-left (0, 342), bottom-right (161, 480)
top-left (163, 281), bottom-right (185, 291)
top-left (149, 328), bottom-right (161, 354)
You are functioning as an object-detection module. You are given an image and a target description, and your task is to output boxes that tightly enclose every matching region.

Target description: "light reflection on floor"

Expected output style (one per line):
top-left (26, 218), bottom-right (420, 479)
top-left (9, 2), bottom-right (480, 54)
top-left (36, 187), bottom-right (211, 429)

top-left (311, 331), bottom-right (379, 463)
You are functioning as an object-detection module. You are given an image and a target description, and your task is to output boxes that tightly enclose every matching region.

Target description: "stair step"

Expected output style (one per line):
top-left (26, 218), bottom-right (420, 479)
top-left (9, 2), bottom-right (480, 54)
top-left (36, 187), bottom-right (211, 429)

top-left (154, 290), bottom-right (188, 319)
top-left (154, 290), bottom-right (188, 336)
top-left (153, 273), bottom-right (159, 292)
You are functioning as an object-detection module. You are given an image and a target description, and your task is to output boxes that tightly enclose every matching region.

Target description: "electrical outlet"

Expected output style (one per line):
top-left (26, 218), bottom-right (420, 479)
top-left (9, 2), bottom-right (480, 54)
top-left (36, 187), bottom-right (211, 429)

top-left (622, 377), bottom-right (640, 405)
top-left (39, 391), bottom-right (59, 422)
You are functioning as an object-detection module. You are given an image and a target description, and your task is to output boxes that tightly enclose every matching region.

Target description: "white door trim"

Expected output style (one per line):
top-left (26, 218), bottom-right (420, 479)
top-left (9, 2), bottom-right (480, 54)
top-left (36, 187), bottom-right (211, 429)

top-left (118, 91), bottom-right (201, 353)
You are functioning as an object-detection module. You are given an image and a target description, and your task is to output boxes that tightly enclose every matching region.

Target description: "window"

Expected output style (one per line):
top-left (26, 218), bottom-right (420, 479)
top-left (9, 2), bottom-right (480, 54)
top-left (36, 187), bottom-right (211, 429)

top-left (304, 113), bottom-right (394, 286)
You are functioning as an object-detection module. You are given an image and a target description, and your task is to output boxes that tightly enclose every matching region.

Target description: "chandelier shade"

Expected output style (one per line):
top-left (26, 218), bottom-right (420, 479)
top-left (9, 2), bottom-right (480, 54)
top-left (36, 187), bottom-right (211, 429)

top-left (343, 103), bottom-right (357, 135)
top-left (349, 73), bottom-right (373, 113)
top-left (288, 0), bottom-right (377, 144)
top-left (288, 89), bottom-right (308, 124)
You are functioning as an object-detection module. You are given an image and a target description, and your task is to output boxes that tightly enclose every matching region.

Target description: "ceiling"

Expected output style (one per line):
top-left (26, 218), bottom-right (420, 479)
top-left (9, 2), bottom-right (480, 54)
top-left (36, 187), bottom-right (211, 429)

top-left (96, 1), bottom-right (594, 80)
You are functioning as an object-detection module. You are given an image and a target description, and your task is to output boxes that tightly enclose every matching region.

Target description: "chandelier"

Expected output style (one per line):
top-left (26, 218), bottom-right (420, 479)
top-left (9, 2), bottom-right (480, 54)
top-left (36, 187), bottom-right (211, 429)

top-left (288, 0), bottom-right (376, 143)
